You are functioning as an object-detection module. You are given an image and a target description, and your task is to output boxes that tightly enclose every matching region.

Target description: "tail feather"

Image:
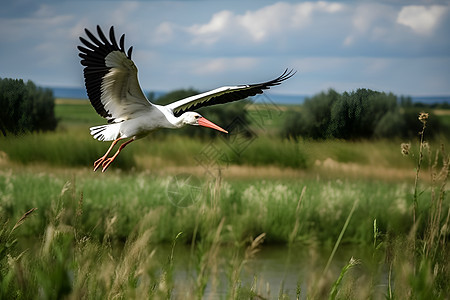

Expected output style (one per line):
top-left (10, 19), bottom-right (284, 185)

top-left (90, 123), bottom-right (121, 141)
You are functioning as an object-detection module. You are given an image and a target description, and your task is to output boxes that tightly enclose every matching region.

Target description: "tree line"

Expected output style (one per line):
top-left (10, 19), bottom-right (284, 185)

top-left (1, 77), bottom-right (447, 140)
top-left (282, 88), bottom-right (448, 140)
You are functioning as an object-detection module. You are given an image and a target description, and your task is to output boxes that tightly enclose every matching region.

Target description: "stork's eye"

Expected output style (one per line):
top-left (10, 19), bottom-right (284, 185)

top-left (195, 115), bottom-right (200, 119)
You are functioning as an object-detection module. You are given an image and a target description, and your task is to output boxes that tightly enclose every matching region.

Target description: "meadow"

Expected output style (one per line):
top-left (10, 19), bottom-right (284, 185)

top-left (0, 99), bottom-right (449, 299)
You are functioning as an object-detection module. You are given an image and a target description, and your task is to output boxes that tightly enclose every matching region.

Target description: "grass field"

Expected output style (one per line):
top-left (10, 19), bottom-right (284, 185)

top-left (0, 98), bottom-right (449, 299)
top-left (3, 98), bottom-right (445, 175)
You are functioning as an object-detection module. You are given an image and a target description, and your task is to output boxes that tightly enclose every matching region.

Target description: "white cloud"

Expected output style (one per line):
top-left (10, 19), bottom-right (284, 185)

top-left (188, 10), bottom-right (234, 44)
top-left (153, 22), bottom-right (175, 44)
top-left (353, 3), bottom-right (391, 34)
top-left (239, 2), bottom-right (292, 42)
top-left (397, 5), bottom-right (448, 35)
top-left (344, 3), bottom-right (397, 46)
top-left (187, 1), bottom-right (345, 44)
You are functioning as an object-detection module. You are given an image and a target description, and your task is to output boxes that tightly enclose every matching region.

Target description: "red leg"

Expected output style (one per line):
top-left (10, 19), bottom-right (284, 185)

top-left (93, 138), bottom-right (122, 172)
top-left (101, 138), bottom-right (135, 172)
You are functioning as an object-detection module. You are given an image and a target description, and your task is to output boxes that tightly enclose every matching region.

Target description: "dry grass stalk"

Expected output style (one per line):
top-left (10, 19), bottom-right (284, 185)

top-left (413, 112), bottom-right (428, 231)
top-left (195, 218), bottom-right (225, 297)
top-left (109, 228), bottom-right (154, 298)
top-left (289, 186), bottom-right (306, 244)
top-left (245, 233), bottom-right (266, 261)
top-left (425, 144), bottom-right (449, 259)
top-left (11, 207), bottom-right (37, 233)
top-left (229, 232), bottom-right (267, 299)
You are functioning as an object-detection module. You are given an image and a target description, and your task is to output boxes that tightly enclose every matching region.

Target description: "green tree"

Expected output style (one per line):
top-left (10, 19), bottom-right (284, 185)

top-left (0, 78), bottom-right (57, 135)
top-left (328, 89), bottom-right (399, 139)
top-left (283, 89), bottom-right (339, 139)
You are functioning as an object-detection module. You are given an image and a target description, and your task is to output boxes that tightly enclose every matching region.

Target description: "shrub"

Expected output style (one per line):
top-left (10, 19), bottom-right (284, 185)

top-left (0, 78), bottom-right (57, 135)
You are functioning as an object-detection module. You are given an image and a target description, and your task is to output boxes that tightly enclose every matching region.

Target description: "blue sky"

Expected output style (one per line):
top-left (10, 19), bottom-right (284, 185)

top-left (0, 0), bottom-right (449, 96)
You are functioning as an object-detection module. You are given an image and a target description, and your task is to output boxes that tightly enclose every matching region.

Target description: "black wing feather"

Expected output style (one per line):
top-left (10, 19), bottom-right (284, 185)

top-left (109, 27), bottom-right (119, 49)
top-left (79, 37), bottom-right (98, 51)
top-left (84, 28), bottom-right (103, 47)
top-left (119, 34), bottom-right (125, 52)
top-left (127, 46), bottom-right (133, 59)
top-left (173, 69), bottom-right (296, 117)
top-left (78, 25), bottom-right (133, 120)
top-left (96, 26), bottom-right (109, 46)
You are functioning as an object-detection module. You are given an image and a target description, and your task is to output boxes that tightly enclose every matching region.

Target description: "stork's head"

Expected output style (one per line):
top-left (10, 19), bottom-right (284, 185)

top-left (181, 112), bottom-right (228, 133)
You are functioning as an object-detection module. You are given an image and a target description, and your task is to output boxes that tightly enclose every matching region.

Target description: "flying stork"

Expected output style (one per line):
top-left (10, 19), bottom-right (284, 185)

top-left (78, 25), bottom-right (295, 172)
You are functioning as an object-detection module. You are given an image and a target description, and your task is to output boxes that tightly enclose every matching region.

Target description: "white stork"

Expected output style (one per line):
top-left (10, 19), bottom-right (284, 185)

top-left (78, 26), bottom-right (295, 172)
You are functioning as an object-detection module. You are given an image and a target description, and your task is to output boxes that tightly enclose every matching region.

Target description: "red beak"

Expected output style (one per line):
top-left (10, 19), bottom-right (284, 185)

top-left (197, 117), bottom-right (228, 133)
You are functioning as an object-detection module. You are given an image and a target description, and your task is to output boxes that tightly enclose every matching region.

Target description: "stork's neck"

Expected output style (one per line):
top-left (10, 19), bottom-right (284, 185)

top-left (155, 105), bottom-right (185, 128)
top-left (171, 115), bottom-right (186, 128)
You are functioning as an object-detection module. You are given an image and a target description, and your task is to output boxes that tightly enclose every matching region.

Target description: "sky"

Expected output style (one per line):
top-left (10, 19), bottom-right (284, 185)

top-left (0, 0), bottom-right (449, 97)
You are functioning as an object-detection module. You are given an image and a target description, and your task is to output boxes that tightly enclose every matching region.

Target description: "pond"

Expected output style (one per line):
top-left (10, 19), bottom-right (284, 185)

top-left (12, 235), bottom-right (388, 298)
top-left (163, 243), bottom-right (388, 299)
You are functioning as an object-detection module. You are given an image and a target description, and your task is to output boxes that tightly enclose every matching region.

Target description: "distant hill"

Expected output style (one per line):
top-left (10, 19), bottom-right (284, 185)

top-left (408, 96), bottom-right (450, 105)
top-left (49, 86), bottom-right (450, 106)
top-left (51, 87), bottom-right (88, 99)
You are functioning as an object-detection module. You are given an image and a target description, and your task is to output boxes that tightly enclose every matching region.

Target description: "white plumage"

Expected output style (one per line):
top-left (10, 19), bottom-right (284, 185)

top-left (78, 25), bottom-right (295, 172)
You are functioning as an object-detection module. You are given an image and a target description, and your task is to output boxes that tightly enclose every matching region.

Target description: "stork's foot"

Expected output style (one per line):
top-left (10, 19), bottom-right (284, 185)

top-left (92, 137), bottom-right (134, 172)
top-left (101, 157), bottom-right (115, 172)
top-left (93, 156), bottom-right (107, 172)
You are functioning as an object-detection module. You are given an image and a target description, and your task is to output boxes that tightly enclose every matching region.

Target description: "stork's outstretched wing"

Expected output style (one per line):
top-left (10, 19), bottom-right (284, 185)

top-left (167, 69), bottom-right (295, 117)
top-left (78, 25), bottom-right (152, 123)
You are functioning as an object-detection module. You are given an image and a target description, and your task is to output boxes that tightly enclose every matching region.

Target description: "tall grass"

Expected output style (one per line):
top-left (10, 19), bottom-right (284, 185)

top-left (0, 131), bottom-right (135, 169)
top-left (2, 130), bottom-right (433, 176)
top-left (1, 163), bottom-right (448, 298)
top-left (0, 169), bottom-right (439, 244)
top-left (0, 131), bottom-right (310, 170)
